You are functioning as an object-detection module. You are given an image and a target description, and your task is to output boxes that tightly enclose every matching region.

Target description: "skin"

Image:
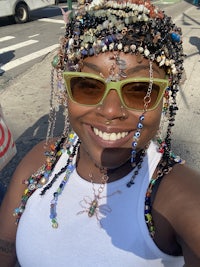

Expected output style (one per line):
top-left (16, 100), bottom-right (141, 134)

top-left (0, 52), bottom-right (200, 266)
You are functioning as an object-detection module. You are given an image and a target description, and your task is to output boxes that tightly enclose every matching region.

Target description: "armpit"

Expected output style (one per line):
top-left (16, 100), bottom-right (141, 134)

top-left (0, 239), bottom-right (15, 255)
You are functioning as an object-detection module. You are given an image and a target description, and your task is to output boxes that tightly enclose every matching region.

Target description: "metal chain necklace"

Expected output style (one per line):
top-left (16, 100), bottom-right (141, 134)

top-left (77, 169), bottom-right (121, 226)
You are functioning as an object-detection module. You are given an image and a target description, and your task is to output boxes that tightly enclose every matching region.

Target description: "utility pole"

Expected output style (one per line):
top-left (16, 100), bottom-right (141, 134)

top-left (67, 0), bottom-right (72, 11)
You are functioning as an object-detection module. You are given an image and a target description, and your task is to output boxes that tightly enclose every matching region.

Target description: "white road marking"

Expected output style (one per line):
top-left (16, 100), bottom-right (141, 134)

top-left (0, 36), bottom-right (15, 42)
top-left (0, 18), bottom-right (63, 72)
top-left (1, 44), bottom-right (59, 71)
top-left (38, 18), bottom-right (64, 24)
top-left (0, 40), bottom-right (39, 54)
top-left (29, 34), bottom-right (40, 38)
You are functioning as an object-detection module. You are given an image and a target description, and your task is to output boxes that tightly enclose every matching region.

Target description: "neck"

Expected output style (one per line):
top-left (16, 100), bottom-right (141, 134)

top-left (76, 145), bottom-right (144, 184)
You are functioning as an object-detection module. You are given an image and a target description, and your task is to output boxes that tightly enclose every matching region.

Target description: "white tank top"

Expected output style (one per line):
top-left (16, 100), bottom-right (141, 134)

top-left (16, 142), bottom-right (184, 267)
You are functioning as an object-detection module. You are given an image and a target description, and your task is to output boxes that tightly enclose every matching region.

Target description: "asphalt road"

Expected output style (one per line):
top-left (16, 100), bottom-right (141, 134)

top-left (0, 3), bottom-right (68, 90)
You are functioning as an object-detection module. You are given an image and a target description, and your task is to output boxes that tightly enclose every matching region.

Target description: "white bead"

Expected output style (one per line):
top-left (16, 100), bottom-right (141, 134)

top-left (171, 66), bottom-right (177, 74)
top-left (102, 45), bottom-right (108, 52)
top-left (132, 16), bottom-right (137, 23)
top-left (138, 4), bottom-right (144, 12)
top-left (156, 56), bottom-right (161, 62)
top-left (144, 48), bottom-right (150, 57)
top-left (109, 43), bottom-right (114, 50)
top-left (165, 59), bottom-right (170, 66)
top-left (159, 58), bottom-right (166, 67)
top-left (130, 44), bottom-right (136, 52)
top-left (68, 38), bottom-right (74, 46)
top-left (117, 43), bottom-right (123, 50)
top-left (143, 14), bottom-right (149, 22)
top-left (138, 47), bottom-right (144, 53)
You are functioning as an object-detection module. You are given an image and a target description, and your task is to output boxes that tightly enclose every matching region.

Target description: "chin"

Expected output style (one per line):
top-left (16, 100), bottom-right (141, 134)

top-left (99, 147), bottom-right (131, 169)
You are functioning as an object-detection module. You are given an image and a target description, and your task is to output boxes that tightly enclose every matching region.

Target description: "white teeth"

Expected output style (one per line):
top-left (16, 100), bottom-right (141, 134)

top-left (110, 133), bottom-right (117, 141)
top-left (93, 127), bottom-right (128, 141)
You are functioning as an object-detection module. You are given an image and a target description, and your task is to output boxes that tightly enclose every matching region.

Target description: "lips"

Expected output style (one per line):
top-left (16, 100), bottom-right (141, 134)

top-left (93, 127), bottom-right (129, 141)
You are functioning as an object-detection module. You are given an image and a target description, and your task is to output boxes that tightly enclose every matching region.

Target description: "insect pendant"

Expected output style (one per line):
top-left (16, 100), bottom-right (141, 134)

top-left (77, 172), bottom-right (121, 225)
top-left (77, 172), bottom-right (109, 222)
top-left (88, 198), bottom-right (98, 217)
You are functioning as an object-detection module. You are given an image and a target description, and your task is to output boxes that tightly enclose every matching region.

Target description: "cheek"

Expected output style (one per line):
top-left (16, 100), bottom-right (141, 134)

top-left (67, 100), bottom-right (91, 137)
top-left (142, 105), bottom-right (162, 137)
top-left (67, 100), bottom-right (81, 129)
top-left (134, 104), bottom-right (162, 149)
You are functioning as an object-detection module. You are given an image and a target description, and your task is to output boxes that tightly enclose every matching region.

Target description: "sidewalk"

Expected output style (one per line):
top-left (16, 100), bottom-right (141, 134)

top-left (0, 1), bottom-right (200, 187)
top-left (172, 3), bottom-right (200, 171)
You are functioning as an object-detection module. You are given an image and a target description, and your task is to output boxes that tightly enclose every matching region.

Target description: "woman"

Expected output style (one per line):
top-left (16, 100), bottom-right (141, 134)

top-left (0, 0), bottom-right (200, 266)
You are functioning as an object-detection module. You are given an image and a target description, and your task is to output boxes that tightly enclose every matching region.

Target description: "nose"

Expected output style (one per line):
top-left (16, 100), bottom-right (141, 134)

top-left (97, 89), bottom-right (128, 120)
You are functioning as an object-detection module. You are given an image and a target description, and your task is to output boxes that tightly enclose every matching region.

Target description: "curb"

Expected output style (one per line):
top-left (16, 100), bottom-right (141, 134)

top-left (154, 0), bottom-right (182, 4)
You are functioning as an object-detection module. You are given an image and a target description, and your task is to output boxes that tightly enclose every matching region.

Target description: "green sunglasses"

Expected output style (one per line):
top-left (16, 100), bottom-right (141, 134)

top-left (63, 72), bottom-right (169, 111)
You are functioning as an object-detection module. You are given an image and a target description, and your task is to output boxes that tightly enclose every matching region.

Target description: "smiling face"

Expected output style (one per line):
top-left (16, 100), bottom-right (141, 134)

top-left (67, 52), bottom-right (166, 172)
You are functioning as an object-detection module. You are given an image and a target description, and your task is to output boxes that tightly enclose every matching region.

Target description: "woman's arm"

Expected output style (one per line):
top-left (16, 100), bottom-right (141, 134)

top-left (0, 139), bottom-right (55, 267)
top-left (153, 164), bottom-right (200, 266)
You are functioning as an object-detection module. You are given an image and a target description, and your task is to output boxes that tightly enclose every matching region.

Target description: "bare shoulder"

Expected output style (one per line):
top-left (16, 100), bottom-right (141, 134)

top-left (0, 138), bottom-right (57, 248)
top-left (10, 137), bottom-right (58, 183)
top-left (154, 163), bottom-right (200, 211)
top-left (157, 163), bottom-right (200, 205)
top-left (153, 163), bottom-right (200, 264)
top-left (13, 139), bottom-right (53, 178)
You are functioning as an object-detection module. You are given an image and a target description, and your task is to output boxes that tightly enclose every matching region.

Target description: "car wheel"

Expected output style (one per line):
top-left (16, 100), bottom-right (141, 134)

top-left (14, 3), bottom-right (30, 23)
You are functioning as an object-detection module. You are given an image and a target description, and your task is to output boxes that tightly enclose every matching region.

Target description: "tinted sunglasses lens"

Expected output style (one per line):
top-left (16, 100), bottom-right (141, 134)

top-left (122, 82), bottom-right (161, 110)
top-left (70, 77), bottom-right (105, 105)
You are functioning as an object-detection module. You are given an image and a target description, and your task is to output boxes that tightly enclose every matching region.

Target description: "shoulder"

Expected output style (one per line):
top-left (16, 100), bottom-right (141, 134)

top-left (0, 138), bottom-right (57, 243)
top-left (154, 163), bottom-right (200, 208)
top-left (13, 139), bottom-right (52, 178)
top-left (153, 163), bottom-right (200, 262)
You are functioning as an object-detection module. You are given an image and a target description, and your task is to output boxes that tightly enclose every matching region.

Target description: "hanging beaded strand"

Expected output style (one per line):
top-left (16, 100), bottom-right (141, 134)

top-left (127, 146), bottom-right (147, 188)
top-left (130, 114), bottom-right (145, 168)
top-left (13, 136), bottom-right (67, 224)
top-left (144, 150), bottom-right (185, 238)
top-left (49, 133), bottom-right (80, 228)
top-left (13, 132), bottom-right (80, 225)
top-left (127, 60), bottom-right (154, 187)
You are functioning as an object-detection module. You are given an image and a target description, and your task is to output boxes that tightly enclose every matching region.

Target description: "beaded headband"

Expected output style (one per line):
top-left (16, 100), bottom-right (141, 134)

top-left (52, 0), bottom-right (184, 72)
top-left (49, 0), bottom-right (185, 140)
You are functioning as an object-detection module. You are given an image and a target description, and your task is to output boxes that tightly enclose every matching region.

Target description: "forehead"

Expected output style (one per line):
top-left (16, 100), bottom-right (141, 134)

top-left (82, 52), bottom-right (166, 79)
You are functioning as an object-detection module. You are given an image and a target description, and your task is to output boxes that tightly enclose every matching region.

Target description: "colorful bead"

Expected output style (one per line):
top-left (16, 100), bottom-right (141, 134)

top-left (170, 32), bottom-right (181, 43)
top-left (130, 113), bottom-right (145, 168)
top-left (13, 133), bottom-right (80, 226)
top-left (49, 134), bottom-right (80, 228)
top-left (51, 55), bottom-right (60, 68)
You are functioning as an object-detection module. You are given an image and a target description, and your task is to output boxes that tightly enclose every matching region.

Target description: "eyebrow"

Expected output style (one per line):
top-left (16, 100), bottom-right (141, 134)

top-left (82, 62), bottom-right (101, 72)
top-left (127, 65), bottom-right (160, 76)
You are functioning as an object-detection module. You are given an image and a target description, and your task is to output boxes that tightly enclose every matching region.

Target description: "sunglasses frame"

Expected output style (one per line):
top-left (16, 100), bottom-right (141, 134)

top-left (63, 72), bottom-right (169, 111)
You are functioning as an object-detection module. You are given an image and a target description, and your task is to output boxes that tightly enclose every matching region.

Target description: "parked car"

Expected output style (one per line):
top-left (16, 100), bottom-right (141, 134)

top-left (0, 0), bottom-right (57, 23)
